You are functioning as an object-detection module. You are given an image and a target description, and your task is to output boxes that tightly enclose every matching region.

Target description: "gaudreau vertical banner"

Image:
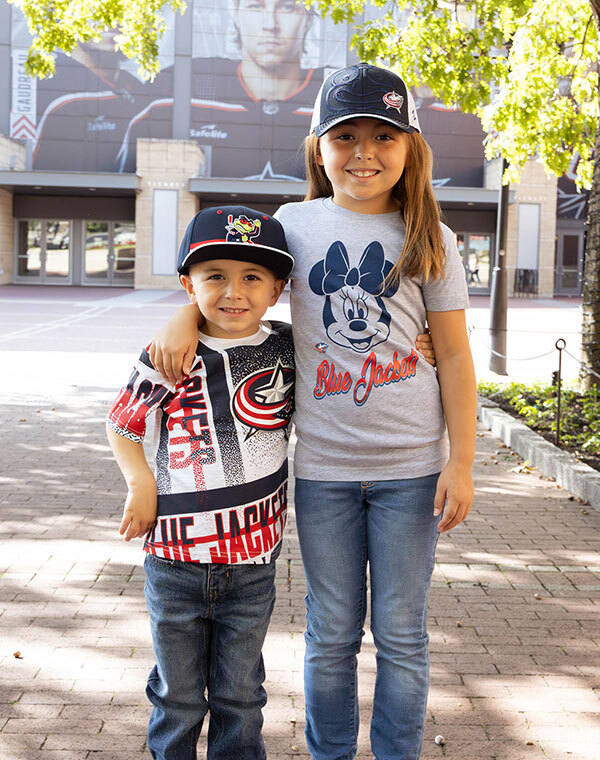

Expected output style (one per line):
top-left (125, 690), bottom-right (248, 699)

top-left (10, 49), bottom-right (37, 142)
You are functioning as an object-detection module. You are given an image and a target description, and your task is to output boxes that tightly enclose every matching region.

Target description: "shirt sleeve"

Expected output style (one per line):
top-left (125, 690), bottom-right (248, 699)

top-left (422, 224), bottom-right (470, 312)
top-left (107, 349), bottom-right (175, 443)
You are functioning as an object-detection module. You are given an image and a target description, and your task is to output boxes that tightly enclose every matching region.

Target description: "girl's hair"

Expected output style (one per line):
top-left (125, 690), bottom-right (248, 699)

top-left (304, 130), bottom-right (446, 282)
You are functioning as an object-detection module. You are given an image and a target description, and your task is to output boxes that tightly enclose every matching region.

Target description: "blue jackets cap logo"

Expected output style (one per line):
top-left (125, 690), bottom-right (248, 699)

top-left (383, 91), bottom-right (404, 113)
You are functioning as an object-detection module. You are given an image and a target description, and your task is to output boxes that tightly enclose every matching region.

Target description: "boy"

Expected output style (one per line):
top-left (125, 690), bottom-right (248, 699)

top-left (106, 206), bottom-right (294, 760)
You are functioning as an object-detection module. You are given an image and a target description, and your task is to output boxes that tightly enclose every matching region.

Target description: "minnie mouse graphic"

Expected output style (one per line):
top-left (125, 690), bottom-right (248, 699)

top-left (308, 240), bottom-right (400, 353)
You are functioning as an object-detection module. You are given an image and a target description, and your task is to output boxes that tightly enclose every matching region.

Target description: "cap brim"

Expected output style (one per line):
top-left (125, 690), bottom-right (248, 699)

top-left (178, 241), bottom-right (294, 280)
top-left (313, 112), bottom-right (417, 137)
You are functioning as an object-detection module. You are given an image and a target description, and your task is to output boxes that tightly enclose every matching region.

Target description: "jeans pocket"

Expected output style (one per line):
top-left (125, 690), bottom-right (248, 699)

top-left (145, 552), bottom-right (177, 568)
top-left (270, 540), bottom-right (283, 562)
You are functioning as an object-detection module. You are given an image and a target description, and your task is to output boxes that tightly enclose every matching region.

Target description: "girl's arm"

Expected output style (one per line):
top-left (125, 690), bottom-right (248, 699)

top-left (426, 309), bottom-right (476, 532)
top-left (149, 303), bottom-right (436, 382)
top-left (106, 426), bottom-right (158, 541)
top-left (148, 303), bottom-right (203, 385)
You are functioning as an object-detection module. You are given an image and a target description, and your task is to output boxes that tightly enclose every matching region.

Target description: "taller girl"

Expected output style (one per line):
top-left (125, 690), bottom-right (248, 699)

top-left (277, 62), bottom-right (476, 760)
top-left (152, 62), bottom-right (476, 760)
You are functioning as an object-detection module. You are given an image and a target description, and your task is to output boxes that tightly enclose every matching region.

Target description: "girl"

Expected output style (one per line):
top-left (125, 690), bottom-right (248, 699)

top-left (151, 62), bottom-right (476, 760)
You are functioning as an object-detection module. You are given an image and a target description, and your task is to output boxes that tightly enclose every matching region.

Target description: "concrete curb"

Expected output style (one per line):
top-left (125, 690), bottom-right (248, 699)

top-left (477, 395), bottom-right (600, 511)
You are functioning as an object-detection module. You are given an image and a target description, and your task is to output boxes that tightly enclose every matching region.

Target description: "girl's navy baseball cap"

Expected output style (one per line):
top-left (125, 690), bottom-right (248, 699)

top-left (177, 205), bottom-right (294, 279)
top-left (310, 62), bottom-right (421, 137)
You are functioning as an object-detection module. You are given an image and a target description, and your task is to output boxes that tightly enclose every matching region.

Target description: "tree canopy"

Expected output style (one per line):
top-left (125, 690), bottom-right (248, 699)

top-left (304, 0), bottom-right (598, 189)
top-left (15, 0), bottom-right (597, 185)
top-left (9, 0), bottom-right (186, 81)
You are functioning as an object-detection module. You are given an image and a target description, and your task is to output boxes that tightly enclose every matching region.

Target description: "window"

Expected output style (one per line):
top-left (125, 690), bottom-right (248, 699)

top-left (456, 232), bottom-right (492, 290)
top-left (84, 221), bottom-right (136, 286)
top-left (16, 220), bottom-right (71, 282)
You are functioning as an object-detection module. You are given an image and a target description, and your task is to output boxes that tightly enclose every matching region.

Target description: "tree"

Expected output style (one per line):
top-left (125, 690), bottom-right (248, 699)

top-left (9, 0), bottom-right (186, 81)
top-left (305, 0), bottom-right (600, 388)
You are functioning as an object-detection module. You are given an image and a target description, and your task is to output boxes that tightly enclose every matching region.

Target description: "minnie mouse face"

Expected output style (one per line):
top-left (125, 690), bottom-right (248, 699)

top-left (309, 240), bottom-right (399, 354)
top-left (323, 284), bottom-right (390, 352)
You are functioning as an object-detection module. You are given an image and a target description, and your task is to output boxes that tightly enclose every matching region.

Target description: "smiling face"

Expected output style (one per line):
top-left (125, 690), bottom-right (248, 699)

top-left (317, 118), bottom-right (411, 214)
top-left (234, 0), bottom-right (311, 70)
top-left (181, 258), bottom-right (285, 339)
top-left (324, 286), bottom-right (391, 353)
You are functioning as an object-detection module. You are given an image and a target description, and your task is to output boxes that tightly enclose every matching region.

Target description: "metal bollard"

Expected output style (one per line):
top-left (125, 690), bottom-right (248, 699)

top-left (555, 339), bottom-right (566, 447)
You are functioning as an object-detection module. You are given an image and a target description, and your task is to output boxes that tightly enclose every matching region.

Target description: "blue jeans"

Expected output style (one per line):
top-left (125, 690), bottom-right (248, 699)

top-left (143, 554), bottom-right (276, 760)
top-left (294, 475), bottom-right (441, 760)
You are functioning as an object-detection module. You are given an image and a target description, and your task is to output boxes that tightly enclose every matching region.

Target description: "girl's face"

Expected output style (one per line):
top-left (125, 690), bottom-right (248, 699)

top-left (317, 118), bottom-right (410, 214)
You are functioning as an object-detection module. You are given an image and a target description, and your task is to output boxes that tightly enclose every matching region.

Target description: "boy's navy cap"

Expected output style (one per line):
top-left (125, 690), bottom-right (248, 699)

top-left (310, 62), bottom-right (421, 137)
top-left (177, 205), bottom-right (294, 279)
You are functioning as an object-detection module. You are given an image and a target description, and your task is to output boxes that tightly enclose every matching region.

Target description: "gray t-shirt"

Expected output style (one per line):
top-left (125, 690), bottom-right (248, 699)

top-left (276, 197), bottom-right (469, 481)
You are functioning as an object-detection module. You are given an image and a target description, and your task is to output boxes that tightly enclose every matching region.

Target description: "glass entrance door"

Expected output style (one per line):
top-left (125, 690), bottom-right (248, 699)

top-left (83, 221), bottom-right (136, 286)
top-left (16, 220), bottom-right (71, 283)
top-left (456, 232), bottom-right (493, 292)
top-left (555, 231), bottom-right (584, 295)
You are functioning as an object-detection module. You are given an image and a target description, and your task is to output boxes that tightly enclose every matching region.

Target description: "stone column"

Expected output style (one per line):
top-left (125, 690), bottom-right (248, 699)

top-left (485, 158), bottom-right (558, 298)
top-left (0, 135), bottom-right (26, 285)
top-left (506, 161), bottom-right (558, 298)
top-left (134, 139), bottom-right (204, 289)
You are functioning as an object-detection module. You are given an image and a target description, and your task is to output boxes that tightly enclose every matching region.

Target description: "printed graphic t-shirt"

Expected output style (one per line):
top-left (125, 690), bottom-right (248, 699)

top-left (275, 198), bottom-right (469, 481)
top-left (107, 321), bottom-right (294, 564)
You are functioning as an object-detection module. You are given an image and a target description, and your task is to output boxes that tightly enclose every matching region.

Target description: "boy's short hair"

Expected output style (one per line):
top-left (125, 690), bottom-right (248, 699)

top-left (177, 205), bottom-right (294, 280)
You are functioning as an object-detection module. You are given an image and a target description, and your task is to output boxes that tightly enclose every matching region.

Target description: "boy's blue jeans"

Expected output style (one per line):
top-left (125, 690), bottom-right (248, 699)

top-left (294, 475), bottom-right (441, 760)
top-left (143, 553), bottom-right (276, 760)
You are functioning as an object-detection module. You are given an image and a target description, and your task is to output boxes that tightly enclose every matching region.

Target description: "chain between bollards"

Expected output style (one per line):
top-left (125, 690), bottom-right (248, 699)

top-left (554, 339), bottom-right (566, 447)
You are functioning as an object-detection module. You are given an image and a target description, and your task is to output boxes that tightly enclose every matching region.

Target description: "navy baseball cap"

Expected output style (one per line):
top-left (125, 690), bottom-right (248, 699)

top-left (177, 205), bottom-right (294, 279)
top-left (310, 62), bottom-right (421, 137)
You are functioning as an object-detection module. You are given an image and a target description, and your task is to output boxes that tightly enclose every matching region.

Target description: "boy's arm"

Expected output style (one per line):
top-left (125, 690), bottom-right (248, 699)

top-left (415, 328), bottom-right (435, 367)
top-left (106, 426), bottom-right (158, 541)
top-left (148, 303), bottom-right (203, 385)
top-left (147, 304), bottom-right (436, 377)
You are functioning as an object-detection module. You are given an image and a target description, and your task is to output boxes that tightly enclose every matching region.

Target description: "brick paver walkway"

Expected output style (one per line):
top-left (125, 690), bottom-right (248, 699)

top-left (1, 287), bottom-right (599, 759)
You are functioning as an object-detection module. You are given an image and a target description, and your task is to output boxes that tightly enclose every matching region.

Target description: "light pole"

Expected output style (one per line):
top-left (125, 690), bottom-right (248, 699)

top-left (489, 158), bottom-right (509, 374)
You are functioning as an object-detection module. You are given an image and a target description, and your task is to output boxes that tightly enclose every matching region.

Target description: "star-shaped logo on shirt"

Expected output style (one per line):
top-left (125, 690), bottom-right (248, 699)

top-left (231, 359), bottom-right (295, 439)
top-left (255, 360), bottom-right (294, 404)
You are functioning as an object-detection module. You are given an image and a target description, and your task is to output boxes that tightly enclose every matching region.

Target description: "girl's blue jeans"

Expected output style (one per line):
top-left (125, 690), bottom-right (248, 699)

top-left (143, 553), bottom-right (276, 760)
top-left (294, 474), bottom-right (441, 760)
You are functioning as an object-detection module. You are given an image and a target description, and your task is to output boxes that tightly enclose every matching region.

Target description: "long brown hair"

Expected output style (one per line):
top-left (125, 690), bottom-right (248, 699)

top-left (304, 130), bottom-right (446, 282)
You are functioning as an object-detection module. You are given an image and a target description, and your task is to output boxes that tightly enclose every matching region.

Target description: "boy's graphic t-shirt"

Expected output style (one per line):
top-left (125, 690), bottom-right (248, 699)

top-left (107, 321), bottom-right (294, 564)
top-left (275, 198), bottom-right (469, 481)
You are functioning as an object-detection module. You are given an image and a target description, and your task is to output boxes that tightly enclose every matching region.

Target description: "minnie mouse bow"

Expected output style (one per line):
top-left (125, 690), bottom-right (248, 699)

top-left (308, 240), bottom-right (399, 298)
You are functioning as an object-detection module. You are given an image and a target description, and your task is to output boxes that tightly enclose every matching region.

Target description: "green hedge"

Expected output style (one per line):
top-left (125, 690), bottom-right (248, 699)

top-left (477, 381), bottom-right (600, 454)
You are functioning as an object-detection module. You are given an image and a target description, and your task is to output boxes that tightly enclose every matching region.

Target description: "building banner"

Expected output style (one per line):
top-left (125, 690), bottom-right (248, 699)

top-left (10, 2), bottom-right (485, 185)
top-left (10, 49), bottom-right (37, 142)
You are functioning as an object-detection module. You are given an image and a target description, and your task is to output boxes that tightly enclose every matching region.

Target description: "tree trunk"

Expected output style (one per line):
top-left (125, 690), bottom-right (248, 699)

top-left (581, 1), bottom-right (600, 390)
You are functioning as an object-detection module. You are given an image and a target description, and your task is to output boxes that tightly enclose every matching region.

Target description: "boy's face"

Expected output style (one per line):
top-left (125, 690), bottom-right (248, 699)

top-left (181, 258), bottom-right (285, 339)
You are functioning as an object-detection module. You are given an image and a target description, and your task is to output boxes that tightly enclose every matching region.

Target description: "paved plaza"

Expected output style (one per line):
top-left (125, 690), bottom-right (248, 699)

top-left (0, 286), bottom-right (599, 759)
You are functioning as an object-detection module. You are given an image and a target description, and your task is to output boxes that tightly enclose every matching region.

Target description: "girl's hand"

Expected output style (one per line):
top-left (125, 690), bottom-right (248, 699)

top-left (416, 328), bottom-right (436, 367)
top-left (433, 460), bottom-right (473, 532)
top-left (148, 304), bottom-right (201, 385)
top-left (119, 476), bottom-right (158, 542)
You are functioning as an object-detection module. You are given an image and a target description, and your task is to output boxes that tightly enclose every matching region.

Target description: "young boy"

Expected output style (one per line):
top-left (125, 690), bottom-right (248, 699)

top-left (106, 206), bottom-right (294, 760)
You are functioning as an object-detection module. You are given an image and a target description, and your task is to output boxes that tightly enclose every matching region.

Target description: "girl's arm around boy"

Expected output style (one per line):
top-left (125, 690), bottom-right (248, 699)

top-left (427, 308), bottom-right (477, 533)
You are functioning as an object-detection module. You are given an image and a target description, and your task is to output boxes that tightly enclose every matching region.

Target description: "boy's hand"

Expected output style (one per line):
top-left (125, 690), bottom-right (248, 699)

top-left (119, 476), bottom-right (158, 542)
top-left (416, 329), bottom-right (436, 367)
top-left (433, 461), bottom-right (473, 533)
top-left (148, 304), bottom-right (201, 385)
